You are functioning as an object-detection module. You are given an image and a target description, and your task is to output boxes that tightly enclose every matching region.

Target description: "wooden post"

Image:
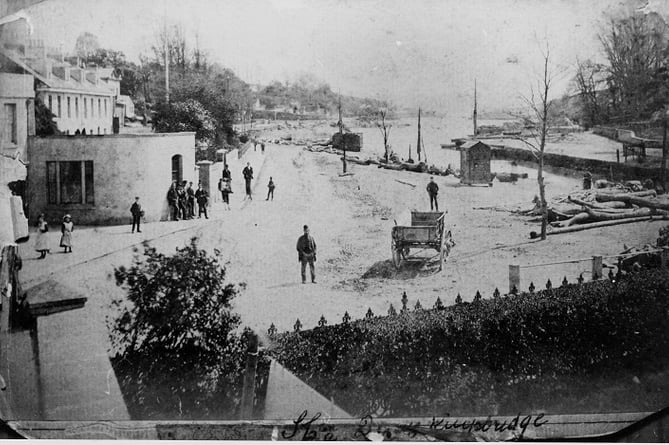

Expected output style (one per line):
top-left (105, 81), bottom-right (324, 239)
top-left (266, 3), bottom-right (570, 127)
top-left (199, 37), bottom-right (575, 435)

top-left (662, 112), bottom-right (668, 192)
top-left (661, 247), bottom-right (669, 269)
top-left (239, 332), bottom-right (259, 420)
top-left (509, 264), bottom-right (520, 293)
top-left (592, 255), bottom-right (603, 280)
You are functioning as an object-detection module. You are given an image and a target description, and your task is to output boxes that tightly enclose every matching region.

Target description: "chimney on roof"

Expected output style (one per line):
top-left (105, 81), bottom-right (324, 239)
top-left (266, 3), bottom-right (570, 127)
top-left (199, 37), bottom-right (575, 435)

top-left (86, 67), bottom-right (99, 85)
top-left (71, 67), bottom-right (83, 82)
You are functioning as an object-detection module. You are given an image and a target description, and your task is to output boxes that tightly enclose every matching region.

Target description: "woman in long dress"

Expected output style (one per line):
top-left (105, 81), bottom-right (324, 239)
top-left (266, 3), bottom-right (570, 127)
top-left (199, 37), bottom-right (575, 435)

top-left (34, 213), bottom-right (49, 259)
top-left (60, 214), bottom-right (74, 253)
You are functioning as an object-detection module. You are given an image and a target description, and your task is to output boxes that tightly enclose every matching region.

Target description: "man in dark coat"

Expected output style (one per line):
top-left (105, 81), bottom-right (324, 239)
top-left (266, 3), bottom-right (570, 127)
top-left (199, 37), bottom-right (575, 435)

top-left (242, 162), bottom-right (254, 200)
top-left (167, 181), bottom-right (180, 221)
top-left (195, 183), bottom-right (209, 219)
top-left (426, 176), bottom-right (439, 211)
top-left (186, 181), bottom-right (196, 219)
top-left (130, 196), bottom-right (142, 233)
top-left (296, 225), bottom-right (317, 284)
top-left (177, 182), bottom-right (188, 219)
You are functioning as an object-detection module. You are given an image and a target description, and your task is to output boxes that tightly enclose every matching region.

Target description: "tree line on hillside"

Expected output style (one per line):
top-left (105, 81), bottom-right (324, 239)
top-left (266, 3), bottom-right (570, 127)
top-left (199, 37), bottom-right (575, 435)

top-left (69, 28), bottom-right (388, 159)
top-left (571, 7), bottom-right (669, 128)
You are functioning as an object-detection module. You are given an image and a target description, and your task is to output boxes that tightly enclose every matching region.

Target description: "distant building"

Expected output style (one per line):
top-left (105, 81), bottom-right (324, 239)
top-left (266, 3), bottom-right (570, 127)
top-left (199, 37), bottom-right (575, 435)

top-left (457, 140), bottom-right (492, 186)
top-left (0, 19), bottom-right (126, 138)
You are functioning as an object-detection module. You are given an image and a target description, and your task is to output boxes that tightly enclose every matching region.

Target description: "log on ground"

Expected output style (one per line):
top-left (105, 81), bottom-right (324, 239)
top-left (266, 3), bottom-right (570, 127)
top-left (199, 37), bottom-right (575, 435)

top-left (537, 215), bottom-right (669, 237)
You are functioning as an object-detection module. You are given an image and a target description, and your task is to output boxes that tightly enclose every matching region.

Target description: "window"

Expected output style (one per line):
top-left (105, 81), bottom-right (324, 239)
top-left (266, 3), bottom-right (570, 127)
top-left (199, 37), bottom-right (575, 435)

top-left (98, 98), bottom-right (101, 117)
top-left (67, 97), bottom-right (71, 118)
top-left (47, 161), bottom-right (94, 205)
top-left (2, 104), bottom-right (17, 145)
top-left (104, 99), bottom-right (107, 116)
top-left (172, 155), bottom-right (183, 183)
top-left (84, 97), bottom-right (87, 118)
top-left (75, 97), bottom-right (79, 117)
top-left (57, 95), bottom-right (62, 117)
top-left (90, 98), bottom-right (94, 118)
top-left (48, 95), bottom-right (52, 111)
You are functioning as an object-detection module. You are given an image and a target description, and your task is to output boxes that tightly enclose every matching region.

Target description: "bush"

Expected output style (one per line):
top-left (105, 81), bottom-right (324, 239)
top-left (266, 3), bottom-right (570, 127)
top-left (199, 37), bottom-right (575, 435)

top-left (108, 238), bottom-right (250, 419)
top-left (270, 269), bottom-right (669, 416)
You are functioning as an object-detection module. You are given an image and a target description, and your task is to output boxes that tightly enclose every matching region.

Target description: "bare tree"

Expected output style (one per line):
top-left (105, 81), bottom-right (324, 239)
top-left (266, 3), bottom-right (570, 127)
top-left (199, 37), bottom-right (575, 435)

top-left (573, 58), bottom-right (606, 127)
top-left (599, 10), bottom-right (669, 120)
top-left (74, 32), bottom-right (100, 62)
top-left (377, 108), bottom-right (392, 163)
top-left (516, 44), bottom-right (560, 240)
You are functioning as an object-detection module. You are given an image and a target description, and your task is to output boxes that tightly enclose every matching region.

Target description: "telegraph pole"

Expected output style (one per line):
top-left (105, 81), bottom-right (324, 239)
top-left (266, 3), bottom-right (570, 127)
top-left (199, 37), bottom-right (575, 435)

top-left (338, 94), bottom-right (347, 173)
top-left (473, 79), bottom-right (478, 137)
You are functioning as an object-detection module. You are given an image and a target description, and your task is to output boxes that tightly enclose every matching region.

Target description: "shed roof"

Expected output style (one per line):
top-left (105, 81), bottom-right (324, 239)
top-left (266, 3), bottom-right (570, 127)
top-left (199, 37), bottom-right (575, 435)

top-left (459, 140), bottom-right (490, 150)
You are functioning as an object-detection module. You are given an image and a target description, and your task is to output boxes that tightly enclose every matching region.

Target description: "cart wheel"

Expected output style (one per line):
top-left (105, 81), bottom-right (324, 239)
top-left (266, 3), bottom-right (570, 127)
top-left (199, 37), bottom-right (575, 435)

top-left (391, 239), bottom-right (402, 269)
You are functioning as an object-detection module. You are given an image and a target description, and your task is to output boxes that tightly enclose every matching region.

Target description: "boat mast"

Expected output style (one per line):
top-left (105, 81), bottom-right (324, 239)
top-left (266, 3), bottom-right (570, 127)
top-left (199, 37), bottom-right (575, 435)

top-left (417, 107), bottom-right (422, 163)
top-left (473, 79), bottom-right (478, 137)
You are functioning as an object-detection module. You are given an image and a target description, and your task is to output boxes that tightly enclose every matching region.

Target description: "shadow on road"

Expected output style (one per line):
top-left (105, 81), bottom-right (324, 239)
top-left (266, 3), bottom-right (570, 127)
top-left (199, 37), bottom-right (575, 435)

top-left (362, 257), bottom-right (440, 280)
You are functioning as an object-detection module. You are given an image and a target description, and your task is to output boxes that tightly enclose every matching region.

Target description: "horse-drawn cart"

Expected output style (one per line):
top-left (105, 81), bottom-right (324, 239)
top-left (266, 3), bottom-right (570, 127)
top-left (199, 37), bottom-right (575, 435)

top-left (391, 211), bottom-right (452, 271)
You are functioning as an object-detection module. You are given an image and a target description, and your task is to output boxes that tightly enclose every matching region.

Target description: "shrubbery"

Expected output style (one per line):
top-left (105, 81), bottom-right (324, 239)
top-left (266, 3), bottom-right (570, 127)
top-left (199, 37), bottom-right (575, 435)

top-left (270, 269), bottom-right (669, 416)
top-left (108, 238), bottom-right (251, 419)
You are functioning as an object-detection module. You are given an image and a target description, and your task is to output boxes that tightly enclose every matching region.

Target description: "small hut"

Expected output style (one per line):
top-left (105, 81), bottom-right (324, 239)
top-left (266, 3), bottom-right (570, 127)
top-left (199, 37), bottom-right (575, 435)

top-left (457, 140), bottom-right (492, 186)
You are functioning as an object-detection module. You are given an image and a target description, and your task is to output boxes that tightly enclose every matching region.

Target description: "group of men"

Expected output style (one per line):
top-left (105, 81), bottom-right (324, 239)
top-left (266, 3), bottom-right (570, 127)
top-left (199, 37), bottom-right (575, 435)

top-left (167, 180), bottom-right (210, 221)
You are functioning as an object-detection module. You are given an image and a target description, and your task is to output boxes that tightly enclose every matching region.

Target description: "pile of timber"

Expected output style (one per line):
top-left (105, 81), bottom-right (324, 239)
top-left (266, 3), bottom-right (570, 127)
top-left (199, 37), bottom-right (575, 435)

top-left (302, 146), bottom-right (454, 176)
top-left (531, 189), bottom-right (669, 236)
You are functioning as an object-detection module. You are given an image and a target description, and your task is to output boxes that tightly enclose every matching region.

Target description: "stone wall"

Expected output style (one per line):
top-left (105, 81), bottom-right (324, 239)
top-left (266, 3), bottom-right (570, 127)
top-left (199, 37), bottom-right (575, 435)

top-left (490, 145), bottom-right (663, 182)
top-left (27, 132), bottom-right (196, 225)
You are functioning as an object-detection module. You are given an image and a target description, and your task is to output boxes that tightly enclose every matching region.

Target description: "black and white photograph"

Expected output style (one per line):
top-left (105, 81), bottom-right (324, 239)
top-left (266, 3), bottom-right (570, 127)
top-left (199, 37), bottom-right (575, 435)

top-left (1, 0), bottom-right (669, 441)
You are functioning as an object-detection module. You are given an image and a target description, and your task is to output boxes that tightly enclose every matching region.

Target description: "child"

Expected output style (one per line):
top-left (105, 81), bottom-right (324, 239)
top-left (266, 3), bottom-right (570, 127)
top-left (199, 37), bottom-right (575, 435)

top-left (35, 214), bottom-right (50, 259)
top-left (60, 214), bottom-right (74, 253)
top-left (266, 177), bottom-right (275, 201)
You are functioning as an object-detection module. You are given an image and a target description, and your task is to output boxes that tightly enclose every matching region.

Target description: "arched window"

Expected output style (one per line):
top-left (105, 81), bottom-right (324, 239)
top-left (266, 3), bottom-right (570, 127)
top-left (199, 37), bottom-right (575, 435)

top-left (171, 155), bottom-right (183, 183)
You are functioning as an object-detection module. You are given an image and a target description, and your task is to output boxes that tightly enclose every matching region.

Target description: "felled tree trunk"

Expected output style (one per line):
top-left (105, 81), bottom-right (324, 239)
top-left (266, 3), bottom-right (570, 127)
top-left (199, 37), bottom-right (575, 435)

top-left (585, 207), bottom-right (654, 221)
top-left (541, 216), bottom-right (669, 237)
top-left (596, 193), bottom-right (669, 210)
top-left (567, 196), bottom-right (628, 209)
top-left (552, 212), bottom-right (590, 227)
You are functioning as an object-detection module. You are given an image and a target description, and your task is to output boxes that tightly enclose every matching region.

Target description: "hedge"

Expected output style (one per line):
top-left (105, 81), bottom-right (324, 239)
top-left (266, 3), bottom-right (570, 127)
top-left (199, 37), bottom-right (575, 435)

top-left (269, 269), bottom-right (669, 415)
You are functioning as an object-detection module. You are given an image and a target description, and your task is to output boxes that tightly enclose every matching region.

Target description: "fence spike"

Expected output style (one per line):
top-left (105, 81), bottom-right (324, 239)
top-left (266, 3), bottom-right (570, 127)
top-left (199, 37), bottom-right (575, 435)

top-left (434, 297), bottom-right (444, 309)
top-left (388, 304), bottom-right (397, 316)
top-left (414, 299), bottom-right (422, 310)
top-left (545, 279), bottom-right (552, 290)
top-left (474, 290), bottom-right (482, 302)
top-left (366, 308), bottom-right (374, 319)
top-left (455, 293), bottom-right (462, 304)
top-left (608, 269), bottom-right (615, 281)
top-left (401, 291), bottom-right (408, 311)
top-left (293, 318), bottom-right (302, 332)
top-left (268, 323), bottom-right (277, 338)
top-left (318, 315), bottom-right (327, 327)
top-left (511, 285), bottom-right (518, 295)
top-left (493, 288), bottom-right (500, 299)
top-left (562, 276), bottom-right (569, 286)
top-left (342, 311), bottom-right (351, 324)
top-left (577, 273), bottom-right (584, 284)
top-left (528, 282), bottom-right (535, 293)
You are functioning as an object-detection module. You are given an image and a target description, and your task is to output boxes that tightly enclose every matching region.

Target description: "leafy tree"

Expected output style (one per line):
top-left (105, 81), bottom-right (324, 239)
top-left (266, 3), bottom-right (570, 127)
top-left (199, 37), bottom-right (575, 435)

top-left (35, 97), bottom-right (58, 136)
top-left (109, 238), bottom-right (250, 418)
top-left (152, 99), bottom-right (216, 144)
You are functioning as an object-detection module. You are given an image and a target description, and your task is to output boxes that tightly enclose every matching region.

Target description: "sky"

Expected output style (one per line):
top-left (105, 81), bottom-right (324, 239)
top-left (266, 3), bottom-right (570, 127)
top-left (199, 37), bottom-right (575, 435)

top-left (17, 0), bottom-right (669, 114)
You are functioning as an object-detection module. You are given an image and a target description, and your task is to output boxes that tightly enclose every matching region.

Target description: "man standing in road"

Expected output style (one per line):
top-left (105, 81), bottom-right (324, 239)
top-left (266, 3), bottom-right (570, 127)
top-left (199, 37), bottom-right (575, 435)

top-left (130, 196), bottom-right (142, 233)
top-left (243, 162), bottom-right (254, 200)
top-left (296, 225), bottom-right (317, 284)
top-left (426, 176), bottom-right (439, 211)
top-left (195, 182), bottom-right (209, 219)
